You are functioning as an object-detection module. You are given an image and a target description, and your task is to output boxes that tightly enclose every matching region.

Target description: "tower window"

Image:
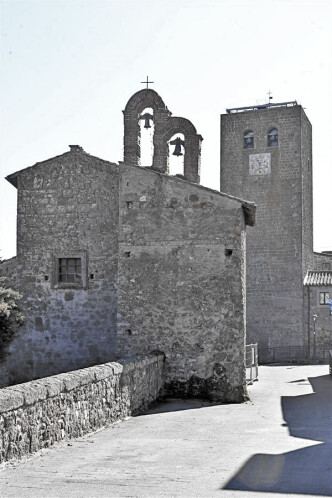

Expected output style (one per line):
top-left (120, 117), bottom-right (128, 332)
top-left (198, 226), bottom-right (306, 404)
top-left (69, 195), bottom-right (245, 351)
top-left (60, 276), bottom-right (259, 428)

top-left (268, 128), bottom-right (278, 147)
top-left (244, 131), bottom-right (254, 149)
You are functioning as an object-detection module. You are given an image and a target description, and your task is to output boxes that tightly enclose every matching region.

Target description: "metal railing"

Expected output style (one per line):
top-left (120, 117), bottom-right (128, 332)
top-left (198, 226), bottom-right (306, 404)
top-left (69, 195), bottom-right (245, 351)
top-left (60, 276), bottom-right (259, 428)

top-left (259, 345), bottom-right (332, 364)
top-left (246, 343), bottom-right (258, 384)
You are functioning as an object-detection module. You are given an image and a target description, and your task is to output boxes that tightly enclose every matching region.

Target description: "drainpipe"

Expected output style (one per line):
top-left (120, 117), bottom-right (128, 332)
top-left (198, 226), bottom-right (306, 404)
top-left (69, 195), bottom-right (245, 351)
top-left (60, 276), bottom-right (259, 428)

top-left (313, 313), bottom-right (318, 360)
top-left (307, 285), bottom-right (311, 359)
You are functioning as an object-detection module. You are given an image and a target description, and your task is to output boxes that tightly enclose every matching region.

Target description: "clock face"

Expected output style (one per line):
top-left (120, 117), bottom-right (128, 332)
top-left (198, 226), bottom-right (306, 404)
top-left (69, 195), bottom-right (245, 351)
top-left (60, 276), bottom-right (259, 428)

top-left (249, 153), bottom-right (271, 176)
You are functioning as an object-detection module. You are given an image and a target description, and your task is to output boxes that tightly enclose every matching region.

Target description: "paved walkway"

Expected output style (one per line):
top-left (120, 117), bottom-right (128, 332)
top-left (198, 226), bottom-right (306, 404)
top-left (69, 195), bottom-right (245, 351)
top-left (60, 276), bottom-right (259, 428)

top-left (0, 364), bottom-right (331, 497)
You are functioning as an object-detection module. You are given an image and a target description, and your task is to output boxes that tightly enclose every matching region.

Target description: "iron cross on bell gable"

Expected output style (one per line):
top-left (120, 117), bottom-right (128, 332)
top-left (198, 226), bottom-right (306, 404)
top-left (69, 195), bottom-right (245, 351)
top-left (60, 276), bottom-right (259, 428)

top-left (140, 76), bottom-right (154, 89)
top-left (140, 76), bottom-right (154, 128)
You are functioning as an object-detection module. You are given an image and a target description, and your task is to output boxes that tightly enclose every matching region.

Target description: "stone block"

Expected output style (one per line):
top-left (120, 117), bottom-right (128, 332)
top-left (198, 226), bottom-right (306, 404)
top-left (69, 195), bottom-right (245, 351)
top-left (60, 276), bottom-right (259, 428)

top-left (0, 389), bottom-right (24, 412)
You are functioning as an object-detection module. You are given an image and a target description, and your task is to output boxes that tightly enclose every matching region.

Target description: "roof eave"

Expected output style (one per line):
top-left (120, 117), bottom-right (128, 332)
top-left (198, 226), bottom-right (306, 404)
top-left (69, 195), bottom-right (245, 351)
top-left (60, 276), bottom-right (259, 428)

top-left (303, 270), bottom-right (332, 286)
top-left (6, 173), bottom-right (18, 188)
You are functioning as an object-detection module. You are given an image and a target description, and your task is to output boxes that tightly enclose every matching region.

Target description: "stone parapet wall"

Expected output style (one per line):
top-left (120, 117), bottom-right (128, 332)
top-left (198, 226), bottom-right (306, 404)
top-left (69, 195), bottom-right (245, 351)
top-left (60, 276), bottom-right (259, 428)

top-left (0, 354), bottom-right (164, 463)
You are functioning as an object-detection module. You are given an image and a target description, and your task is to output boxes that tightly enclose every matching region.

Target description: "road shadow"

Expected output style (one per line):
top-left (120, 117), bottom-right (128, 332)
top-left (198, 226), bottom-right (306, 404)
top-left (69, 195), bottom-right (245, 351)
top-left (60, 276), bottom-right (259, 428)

top-left (140, 398), bottom-right (216, 415)
top-left (224, 374), bottom-right (332, 495)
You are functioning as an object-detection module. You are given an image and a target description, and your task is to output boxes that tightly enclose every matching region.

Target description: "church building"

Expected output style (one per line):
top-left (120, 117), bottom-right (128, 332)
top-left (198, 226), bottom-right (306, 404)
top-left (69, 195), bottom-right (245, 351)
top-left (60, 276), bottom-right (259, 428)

top-left (0, 89), bottom-right (255, 402)
top-left (1, 88), bottom-right (331, 396)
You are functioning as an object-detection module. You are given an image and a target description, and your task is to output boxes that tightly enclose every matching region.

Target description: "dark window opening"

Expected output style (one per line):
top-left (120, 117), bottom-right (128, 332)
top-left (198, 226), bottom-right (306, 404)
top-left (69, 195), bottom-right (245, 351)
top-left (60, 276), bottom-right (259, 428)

top-left (89, 273), bottom-right (94, 279)
top-left (225, 248), bottom-right (233, 257)
top-left (44, 275), bottom-right (49, 281)
top-left (320, 292), bottom-right (330, 305)
top-left (268, 128), bottom-right (278, 147)
top-left (244, 131), bottom-right (254, 149)
top-left (58, 258), bottom-right (82, 283)
top-left (124, 329), bottom-right (132, 336)
top-left (124, 251), bottom-right (131, 258)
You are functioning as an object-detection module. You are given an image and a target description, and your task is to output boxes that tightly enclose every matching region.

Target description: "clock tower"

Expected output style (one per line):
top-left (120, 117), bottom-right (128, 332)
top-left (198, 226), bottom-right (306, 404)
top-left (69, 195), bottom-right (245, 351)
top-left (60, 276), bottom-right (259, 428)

top-left (220, 101), bottom-right (313, 356)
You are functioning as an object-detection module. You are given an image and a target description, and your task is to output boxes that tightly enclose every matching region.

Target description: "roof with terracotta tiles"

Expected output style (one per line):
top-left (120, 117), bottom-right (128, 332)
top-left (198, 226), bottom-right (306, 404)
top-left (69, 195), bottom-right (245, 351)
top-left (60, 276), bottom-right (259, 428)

top-left (303, 271), bottom-right (332, 286)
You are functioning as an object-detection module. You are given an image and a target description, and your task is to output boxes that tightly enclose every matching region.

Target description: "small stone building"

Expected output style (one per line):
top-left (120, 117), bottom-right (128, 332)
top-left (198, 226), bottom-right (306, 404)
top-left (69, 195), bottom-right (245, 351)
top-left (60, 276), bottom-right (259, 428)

top-left (303, 270), bottom-right (332, 354)
top-left (0, 89), bottom-right (255, 402)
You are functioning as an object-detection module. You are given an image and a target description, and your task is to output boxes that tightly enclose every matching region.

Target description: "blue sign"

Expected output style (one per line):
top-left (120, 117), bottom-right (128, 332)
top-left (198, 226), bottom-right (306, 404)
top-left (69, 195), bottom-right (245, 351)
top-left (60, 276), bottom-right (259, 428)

top-left (326, 296), bottom-right (332, 315)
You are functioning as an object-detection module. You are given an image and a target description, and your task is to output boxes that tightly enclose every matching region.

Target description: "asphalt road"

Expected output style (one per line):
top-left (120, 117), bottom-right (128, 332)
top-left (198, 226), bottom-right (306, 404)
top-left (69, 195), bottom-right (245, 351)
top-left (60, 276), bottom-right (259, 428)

top-left (0, 364), bottom-right (331, 498)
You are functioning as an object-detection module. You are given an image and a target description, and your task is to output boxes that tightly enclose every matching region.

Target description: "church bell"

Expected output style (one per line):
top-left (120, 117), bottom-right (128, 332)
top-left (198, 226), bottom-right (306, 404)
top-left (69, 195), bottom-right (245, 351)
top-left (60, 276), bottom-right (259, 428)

top-left (144, 117), bottom-right (151, 129)
top-left (172, 143), bottom-right (183, 156)
top-left (170, 136), bottom-right (185, 156)
top-left (140, 112), bottom-right (153, 129)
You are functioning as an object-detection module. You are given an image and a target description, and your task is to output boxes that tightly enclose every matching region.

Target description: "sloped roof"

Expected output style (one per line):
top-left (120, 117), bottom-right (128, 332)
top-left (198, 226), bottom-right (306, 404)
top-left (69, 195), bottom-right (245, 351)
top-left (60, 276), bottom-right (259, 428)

top-left (120, 162), bottom-right (256, 227)
top-left (6, 147), bottom-right (256, 227)
top-left (303, 271), bottom-right (332, 286)
top-left (6, 146), bottom-right (118, 188)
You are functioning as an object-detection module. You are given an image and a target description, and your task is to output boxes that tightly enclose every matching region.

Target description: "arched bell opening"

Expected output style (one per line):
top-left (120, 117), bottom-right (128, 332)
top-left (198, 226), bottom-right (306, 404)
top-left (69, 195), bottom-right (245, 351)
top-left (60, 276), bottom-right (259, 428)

top-left (139, 107), bottom-right (154, 167)
top-left (168, 133), bottom-right (185, 177)
top-left (123, 89), bottom-right (168, 168)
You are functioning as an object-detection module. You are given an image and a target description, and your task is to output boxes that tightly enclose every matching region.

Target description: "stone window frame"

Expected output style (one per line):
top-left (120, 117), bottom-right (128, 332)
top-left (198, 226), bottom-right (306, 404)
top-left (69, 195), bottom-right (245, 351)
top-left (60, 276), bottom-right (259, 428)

top-left (244, 130), bottom-right (254, 149)
top-left (52, 250), bottom-right (88, 290)
top-left (268, 128), bottom-right (278, 147)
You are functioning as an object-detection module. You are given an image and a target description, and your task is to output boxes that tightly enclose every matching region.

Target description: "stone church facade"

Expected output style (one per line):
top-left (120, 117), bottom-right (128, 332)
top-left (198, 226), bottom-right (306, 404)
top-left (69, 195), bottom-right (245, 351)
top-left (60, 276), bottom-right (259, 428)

top-left (220, 101), bottom-right (332, 359)
top-left (0, 89), bottom-right (255, 402)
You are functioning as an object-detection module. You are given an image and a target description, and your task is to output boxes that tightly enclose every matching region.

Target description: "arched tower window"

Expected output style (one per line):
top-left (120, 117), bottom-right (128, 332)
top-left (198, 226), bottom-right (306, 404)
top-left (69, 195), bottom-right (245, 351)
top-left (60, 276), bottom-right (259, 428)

top-left (268, 128), bottom-right (278, 147)
top-left (244, 131), bottom-right (254, 149)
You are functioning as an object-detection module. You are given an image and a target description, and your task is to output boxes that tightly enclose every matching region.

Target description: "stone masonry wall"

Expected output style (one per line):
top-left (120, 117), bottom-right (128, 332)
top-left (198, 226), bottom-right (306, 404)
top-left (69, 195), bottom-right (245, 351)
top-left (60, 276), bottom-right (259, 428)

top-left (117, 163), bottom-right (247, 402)
top-left (0, 354), bottom-right (164, 464)
top-left (221, 106), bottom-right (309, 352)
top-left (0, 257), bottom-right (18, 283)
top-left (301, 108), bottom-right (314, 275)
top-left (313, 252), bottom-right (332, 271)
top-left (1, 148), bottom-right (119, 386)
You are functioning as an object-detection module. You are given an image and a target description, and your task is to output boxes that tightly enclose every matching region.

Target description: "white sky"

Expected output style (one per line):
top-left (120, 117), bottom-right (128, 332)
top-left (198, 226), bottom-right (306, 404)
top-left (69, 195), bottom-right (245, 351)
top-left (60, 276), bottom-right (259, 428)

top-left (1, 0), bottom-right (331, 259)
